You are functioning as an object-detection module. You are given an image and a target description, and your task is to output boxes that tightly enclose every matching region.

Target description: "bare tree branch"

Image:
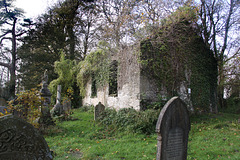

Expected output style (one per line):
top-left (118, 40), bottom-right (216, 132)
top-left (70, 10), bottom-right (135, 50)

top-left (0, 37), bottom-right (11, 44)
top-left (220, 0), bottom-right (234, 56)
top-left (0, 30), bottom-right (11, 38)
top-left (225, 47), bottom-right (240, 63)
top-left (0, 61), bottom-right (10, 69)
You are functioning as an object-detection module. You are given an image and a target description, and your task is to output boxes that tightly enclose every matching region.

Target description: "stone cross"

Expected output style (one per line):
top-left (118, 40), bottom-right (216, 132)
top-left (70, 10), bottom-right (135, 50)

top-left (156, 97), bottom-right (190, 160)
top-left (94, 102), bottom-right (105, 121)
top-left (0, 115), bottom-right (53, 159)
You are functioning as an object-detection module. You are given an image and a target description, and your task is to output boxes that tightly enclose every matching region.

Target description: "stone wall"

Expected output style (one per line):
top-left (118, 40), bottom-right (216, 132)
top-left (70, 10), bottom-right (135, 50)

top-left (82, 45), bottom-right (141, 110)
top-left (140, 73), bottom-right (159, 103)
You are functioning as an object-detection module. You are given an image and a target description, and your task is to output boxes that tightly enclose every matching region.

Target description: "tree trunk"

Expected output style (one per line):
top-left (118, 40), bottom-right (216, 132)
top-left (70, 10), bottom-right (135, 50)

top-left (9, 17), bottom-right (17, 98)
top-left (68, 26), bottom-right (75, 60)
top-left (218, 59), bottom-right (225, 108)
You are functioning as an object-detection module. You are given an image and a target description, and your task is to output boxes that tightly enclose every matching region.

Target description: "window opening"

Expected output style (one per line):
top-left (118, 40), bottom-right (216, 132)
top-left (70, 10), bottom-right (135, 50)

top-left (109, 60), bottom-right (118, 96)
top-left (91, 73), bottom-right (97, 97)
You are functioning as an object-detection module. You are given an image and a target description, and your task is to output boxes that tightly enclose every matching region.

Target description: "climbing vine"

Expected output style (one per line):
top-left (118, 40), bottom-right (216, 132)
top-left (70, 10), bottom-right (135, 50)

top-left (76, 49), bottom-right (111, 97)
top-left (49, 51), bottom-right (76, 103)
top-left (140, 5), bottom-right (217, 111)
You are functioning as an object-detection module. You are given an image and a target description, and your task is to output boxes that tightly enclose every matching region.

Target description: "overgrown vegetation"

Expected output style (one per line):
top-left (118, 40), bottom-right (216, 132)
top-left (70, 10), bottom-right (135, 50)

top-left (49, 52), bottom-right (76, 105)
top-left (140, 6), bottom-right (217, 112)
top-left (76, 49), bottom-right (111, 97)
top-left (98, 107), bottom-right (160, 135)
top-left (44, 108), bottom-right (240, 160)
top-left (221, 96), bottom-right (240, 114)
top-left (6, 88), bottom-right (43, 128)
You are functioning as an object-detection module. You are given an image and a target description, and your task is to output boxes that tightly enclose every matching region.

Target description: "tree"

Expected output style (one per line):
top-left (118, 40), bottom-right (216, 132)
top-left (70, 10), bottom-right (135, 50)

top-left (18, 9), bottom-right (67, 89)
top-left (0, 0), bottom-right (32, 98)
top-left (224, 54), bottom-right (240, 98)
top-left (76, 3), bottom-right (98, 59)
top-left (18, 0), bottom-right (96, 101)
top-left (98, 0), bottom-right (139, 49)
top-left (49, 52), bottom-right (75, 104)
top-left (199, 0), bottom-right (240, 109)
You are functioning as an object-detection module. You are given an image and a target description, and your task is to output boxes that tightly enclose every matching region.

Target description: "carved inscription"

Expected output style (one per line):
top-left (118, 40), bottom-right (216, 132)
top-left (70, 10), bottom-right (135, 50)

top-left (156, 97), bottom-right (190, 160)
top-left (166, 128), bottom-right (183, 159)
top-left (0, 115), bottom-right (52, 160)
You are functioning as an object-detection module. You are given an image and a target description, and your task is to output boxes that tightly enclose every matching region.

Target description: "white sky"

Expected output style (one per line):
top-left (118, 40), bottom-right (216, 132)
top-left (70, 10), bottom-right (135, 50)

top-left (14, 0), bottom-right (59, 18)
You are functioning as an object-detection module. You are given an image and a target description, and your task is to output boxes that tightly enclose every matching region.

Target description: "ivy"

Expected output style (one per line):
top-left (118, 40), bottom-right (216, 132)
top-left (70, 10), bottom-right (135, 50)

top-left (76, 49), bottom-right (111, 97)
top-left (140, 5), bottom-right (217, 111)
top-left (49, 51), bottom-right (76, 103)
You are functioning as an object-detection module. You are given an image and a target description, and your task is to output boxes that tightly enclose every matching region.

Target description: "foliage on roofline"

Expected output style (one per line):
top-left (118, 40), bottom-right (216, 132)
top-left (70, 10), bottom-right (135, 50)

top-left (76, 48), bottom-right (111, 97)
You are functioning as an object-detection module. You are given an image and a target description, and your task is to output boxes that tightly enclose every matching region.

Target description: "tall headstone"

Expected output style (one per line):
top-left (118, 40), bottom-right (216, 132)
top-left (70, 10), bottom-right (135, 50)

top-left (94, 102), bottom-right (105, 121)
top-left (0, 115), bottom-right (53, 159)
top-left (56, 85), bottom-right (61, 104)
top-left (51, 85), bottom-right (63, 116)
top-left (156, 97), bottom-right (190, 160)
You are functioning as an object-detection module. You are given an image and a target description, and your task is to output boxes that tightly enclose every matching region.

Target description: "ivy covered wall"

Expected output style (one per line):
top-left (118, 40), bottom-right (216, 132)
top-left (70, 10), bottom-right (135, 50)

top-left (140, 18), bottom-right (217, 112)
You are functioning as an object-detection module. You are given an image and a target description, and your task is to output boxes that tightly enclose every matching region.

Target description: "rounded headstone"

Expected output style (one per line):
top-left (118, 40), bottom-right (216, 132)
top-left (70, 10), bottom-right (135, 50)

top-left (0, 115), bottom-right (53, 159)
top-left (156, 97), bottom-right (190, 160)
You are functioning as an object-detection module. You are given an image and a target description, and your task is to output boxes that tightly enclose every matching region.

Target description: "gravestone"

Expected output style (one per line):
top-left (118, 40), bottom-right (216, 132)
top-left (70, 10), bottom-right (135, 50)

top-left (63, 98), bottom-right (71, 113)
top-left (39, 70), bottom-right (54, 126)
top-left (0, 115), bottom-right (53, 159)
top-left (51, 85), bottom-right (63, 116)
top-left (156, 96), bottom-right (190, 160)
top-left (94, 102), bottom-right (105, 121)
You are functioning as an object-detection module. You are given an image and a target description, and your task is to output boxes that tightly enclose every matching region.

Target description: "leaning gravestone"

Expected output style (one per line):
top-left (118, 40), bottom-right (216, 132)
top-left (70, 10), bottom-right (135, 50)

top-left (0, 115), bottom-right (53, 159)
top-left (94, 102), bottom-right (105, 121)
top-left (156, 96), bottom-right (190, 160)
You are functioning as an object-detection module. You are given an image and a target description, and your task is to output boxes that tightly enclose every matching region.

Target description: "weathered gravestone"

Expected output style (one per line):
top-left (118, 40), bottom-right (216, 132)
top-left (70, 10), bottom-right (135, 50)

top-left (0, 115), bottom-right (53, 159)
top-left (51, 85), bottom-right (63, 116)
top-left (63, 98), bottom-right (71, 113)
top-left (39, 70), bottom-right (54, 126)
top-left (156, 96), bottom-right (190, 160)
top-left (94, 102), bottom-right (105, 121)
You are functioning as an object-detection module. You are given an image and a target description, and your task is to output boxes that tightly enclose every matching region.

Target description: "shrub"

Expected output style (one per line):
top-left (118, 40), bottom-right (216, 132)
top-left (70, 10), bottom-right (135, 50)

top-left (8, 88), bottom-right (43, 128)
top-left (98, 107), bottom-right (160, 135)
top-left (79, 105), bottom-right (94, 113)
top-left (49, 52), bottom-right (76, 106)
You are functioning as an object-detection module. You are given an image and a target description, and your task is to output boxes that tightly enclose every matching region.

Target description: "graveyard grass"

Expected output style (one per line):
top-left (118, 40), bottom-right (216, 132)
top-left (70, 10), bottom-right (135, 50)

top-left (44, 108), bottom-right (240, 160)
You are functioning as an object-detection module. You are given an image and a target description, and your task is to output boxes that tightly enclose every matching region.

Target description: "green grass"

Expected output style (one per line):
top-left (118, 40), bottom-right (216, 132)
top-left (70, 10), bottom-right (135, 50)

top-left (188, 113), bottom-right (240, 160)
top-left (45, 109), bottom-right (240, 160)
